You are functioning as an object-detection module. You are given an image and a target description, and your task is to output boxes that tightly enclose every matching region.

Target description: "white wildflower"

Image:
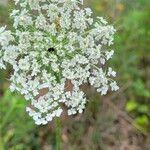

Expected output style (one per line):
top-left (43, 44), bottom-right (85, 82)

top-left (110, 81), bottom-right (119, 91)
top-left (107, 67), bottom-right (116, 77)
top-left (105, 50), bottom-right (114, 60)
top-left (0, 0), bottom-right (119, 125)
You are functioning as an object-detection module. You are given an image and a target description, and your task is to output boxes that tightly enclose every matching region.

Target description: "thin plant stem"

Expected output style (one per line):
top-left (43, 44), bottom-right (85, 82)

top-left (55, 117), bottom-right (61, 150)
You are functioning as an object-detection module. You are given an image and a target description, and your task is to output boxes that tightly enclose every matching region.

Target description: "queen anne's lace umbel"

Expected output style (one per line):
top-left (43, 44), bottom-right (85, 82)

top-left (0, 0), bottom-right (119, 125)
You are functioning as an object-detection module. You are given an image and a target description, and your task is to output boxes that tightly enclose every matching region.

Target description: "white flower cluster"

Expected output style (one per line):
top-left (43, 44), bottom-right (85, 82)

top-left (0, 0), bottom-right (119, 125)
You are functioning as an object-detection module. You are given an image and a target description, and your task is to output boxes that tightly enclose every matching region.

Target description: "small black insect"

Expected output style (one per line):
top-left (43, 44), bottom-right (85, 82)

top-left (48, 47), bottom-right (55, 52)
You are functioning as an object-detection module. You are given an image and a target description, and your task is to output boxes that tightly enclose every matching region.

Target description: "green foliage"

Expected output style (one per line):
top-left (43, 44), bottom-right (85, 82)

top-left (112, 0), bottom-right (150, 132)
top-left (133, 79), bottom-right (150, 98)
top-left (126, 79), bottom-right (150, 131)
top-left (125, 100), bottom-right (138, 112)
top-left (134, 115), bottom-right (149, 126)
top-left (0, 90), bottom-right (41, 150)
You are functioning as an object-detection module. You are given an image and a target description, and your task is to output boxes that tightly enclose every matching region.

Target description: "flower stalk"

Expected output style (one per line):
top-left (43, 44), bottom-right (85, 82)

top-left (55, 117), bottom-right (61, 150)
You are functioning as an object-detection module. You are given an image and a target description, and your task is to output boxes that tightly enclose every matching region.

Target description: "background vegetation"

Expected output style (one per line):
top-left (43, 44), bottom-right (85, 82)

top-left (0, 0), bottom-right (150, 149)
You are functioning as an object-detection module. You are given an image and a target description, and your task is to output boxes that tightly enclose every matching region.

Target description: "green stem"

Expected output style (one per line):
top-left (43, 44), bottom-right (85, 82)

top-left (55, 117), bottom-right (61, 150)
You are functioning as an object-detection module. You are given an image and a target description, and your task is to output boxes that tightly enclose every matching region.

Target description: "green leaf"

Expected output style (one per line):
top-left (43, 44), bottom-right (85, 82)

top-left (138, 105), bottom-right (149, 113)
top-left (126, 100), bottom-right (138, 112)
top-left (0, 137), bottom-right (4, 150)
top-left (135, 115), bottom-right (149, 125)
top-left (3, 129), bottom-right (15, 143)
top-left (133, 79), bottom-right (150, 98)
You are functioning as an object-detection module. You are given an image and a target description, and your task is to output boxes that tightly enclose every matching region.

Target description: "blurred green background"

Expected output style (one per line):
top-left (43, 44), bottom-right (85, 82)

top-left (0, 0), bottom-right (150, 149)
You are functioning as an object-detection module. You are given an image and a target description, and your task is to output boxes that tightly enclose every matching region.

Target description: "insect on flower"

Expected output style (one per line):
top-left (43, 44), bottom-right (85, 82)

top-left (48, 47), bottom-right (55, 52)
top-left (54, 17), bottom-right (61, 32)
